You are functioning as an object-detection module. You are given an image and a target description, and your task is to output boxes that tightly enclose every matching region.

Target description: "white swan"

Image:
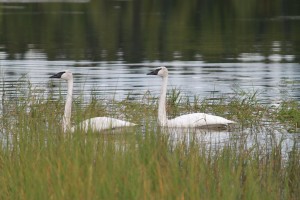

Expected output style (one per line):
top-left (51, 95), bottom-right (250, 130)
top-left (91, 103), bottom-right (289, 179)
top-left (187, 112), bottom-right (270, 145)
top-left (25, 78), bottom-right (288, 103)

top-left (50, 70), bottom-right (136, 133)
top-left (147, 67), bottom-right (235, 128)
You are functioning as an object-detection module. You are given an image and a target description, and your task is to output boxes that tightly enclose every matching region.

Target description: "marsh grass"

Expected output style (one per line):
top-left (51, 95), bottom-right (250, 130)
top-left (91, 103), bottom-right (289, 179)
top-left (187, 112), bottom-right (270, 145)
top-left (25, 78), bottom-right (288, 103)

top-left (276, 100), bottom-right (300, 132)
top-left (0, 80), bottom-right (299, 199)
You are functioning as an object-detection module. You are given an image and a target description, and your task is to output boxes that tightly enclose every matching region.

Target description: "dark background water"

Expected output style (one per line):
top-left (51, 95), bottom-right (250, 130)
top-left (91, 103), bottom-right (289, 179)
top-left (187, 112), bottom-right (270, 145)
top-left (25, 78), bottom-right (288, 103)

top-left (0, 0), bottom-right (300, 102)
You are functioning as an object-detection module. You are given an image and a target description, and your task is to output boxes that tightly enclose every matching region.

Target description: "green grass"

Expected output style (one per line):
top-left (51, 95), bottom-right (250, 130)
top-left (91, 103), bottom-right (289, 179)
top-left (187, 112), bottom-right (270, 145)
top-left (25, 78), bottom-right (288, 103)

top-left (0, 82), bottom-right (299, 199)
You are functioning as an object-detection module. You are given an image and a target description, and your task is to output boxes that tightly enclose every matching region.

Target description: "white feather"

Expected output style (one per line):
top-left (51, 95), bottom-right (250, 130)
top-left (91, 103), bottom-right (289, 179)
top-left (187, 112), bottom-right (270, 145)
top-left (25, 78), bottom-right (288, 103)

top-left (71, 117), bottom-right (136, 133)
top-left (167, 113), bottom-right (235, 128)
top-left (50, 70), bottom-right (136, 133)
top-left (147, 66), bottom-right (235, 128)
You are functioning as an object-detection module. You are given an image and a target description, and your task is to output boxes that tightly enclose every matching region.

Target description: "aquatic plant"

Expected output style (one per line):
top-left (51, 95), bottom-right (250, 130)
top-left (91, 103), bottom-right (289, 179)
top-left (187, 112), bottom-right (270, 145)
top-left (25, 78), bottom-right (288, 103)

top-left (0, 80), bottom-right (299, 199)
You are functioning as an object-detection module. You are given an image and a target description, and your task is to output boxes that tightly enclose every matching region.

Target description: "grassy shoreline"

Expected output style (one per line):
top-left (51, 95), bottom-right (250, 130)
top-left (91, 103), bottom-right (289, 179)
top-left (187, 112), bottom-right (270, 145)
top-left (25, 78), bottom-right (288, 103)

top-left (0, 82), bottom-right (299, 199)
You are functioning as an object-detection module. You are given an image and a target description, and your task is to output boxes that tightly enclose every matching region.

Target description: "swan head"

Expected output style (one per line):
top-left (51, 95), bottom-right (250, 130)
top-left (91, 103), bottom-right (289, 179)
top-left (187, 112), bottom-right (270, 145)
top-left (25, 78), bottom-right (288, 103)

top-left (50, 70), bottom-right (73, 81)
top-left (147, 66), bottom-right (168, 78)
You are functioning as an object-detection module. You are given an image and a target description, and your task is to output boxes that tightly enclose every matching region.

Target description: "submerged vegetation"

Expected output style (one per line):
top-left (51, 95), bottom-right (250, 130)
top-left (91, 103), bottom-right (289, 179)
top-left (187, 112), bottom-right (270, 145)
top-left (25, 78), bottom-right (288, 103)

top-left (0, 80), bottom-right (300, 199)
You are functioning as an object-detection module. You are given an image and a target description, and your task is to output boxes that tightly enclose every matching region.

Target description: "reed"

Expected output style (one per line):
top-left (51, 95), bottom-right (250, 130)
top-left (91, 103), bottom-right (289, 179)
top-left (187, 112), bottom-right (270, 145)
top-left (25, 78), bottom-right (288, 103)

top-left (0, 81), bottom-right (299, 199)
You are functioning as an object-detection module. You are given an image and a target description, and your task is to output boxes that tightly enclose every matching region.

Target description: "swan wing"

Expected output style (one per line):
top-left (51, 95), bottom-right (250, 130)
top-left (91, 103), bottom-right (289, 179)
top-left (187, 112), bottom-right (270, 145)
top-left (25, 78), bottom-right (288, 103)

top-left (73, 117), bottom-right (136, 132)
top-left (167, 113), bottom-right (235, 128)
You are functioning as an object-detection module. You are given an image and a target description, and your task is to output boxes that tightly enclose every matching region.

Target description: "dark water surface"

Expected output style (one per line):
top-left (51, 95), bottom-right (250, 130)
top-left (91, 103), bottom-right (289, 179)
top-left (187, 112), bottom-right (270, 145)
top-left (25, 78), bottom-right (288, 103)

top-left (0, 0), bottom-right (299, 103)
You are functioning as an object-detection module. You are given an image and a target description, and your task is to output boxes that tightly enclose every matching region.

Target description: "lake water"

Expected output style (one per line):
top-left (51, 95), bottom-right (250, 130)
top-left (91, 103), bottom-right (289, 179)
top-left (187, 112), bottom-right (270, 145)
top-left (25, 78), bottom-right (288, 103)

top-left (0, 1), bottom-right (300, 153)
top-left (1, 55), bottom-right (299, 105)
top-left (0, 1), bottom-right (299, 103)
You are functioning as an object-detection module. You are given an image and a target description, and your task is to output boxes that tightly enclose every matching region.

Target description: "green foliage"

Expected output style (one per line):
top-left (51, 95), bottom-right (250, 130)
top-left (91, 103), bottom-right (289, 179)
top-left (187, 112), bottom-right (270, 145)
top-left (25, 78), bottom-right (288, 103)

top-left (276, 100), bottom-right (300, 132)
top-left (0, 82), bottom-right (299, 199)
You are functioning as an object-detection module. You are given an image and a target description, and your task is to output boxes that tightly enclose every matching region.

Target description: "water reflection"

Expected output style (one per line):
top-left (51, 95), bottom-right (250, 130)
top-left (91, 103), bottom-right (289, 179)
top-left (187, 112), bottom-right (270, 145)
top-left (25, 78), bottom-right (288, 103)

top-left (0, 1), bottom-right (299, 62)
top-left (1, 48), bottom-right (300, 104)
top-left (162, 124), bottom-right (298, 160)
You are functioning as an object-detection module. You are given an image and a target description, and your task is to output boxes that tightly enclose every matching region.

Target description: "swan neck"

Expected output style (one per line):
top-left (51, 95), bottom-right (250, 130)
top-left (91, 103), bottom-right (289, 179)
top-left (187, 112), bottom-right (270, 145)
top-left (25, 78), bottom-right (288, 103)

top-left (158, 76), bottom-right (168, 126)
top-left (63, 78), bottom-right (73, 132)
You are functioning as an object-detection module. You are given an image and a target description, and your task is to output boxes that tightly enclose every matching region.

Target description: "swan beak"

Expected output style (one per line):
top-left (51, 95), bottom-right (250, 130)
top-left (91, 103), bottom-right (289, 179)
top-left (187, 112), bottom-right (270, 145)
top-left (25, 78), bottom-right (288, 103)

top-left (50, 71), bottom-right (65, 78)
top-left (147, 71), bottom-right (155, 75)
top-left (147, 69), bottom-right (159, 75)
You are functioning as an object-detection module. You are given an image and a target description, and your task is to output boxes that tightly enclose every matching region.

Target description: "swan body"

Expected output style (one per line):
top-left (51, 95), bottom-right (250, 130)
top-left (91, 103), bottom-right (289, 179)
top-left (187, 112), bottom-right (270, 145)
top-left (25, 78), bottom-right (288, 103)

top-left (167, 113), bottom-right (234, 128)
top-left (50, 70), bottom-right (136, 133)
top-left (147, 67), bottom-right (235, 128)
top-left (71, 117), bottom-right (136, 133)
